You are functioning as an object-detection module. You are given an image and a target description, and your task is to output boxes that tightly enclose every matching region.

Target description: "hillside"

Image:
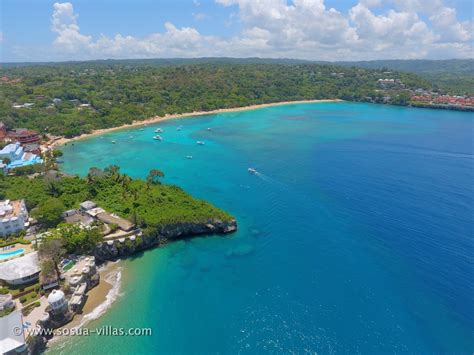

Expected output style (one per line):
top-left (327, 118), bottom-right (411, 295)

top-left (334, 59), bottom-right (474, 94)
top-left (0, 62), bottom-right (432, 137)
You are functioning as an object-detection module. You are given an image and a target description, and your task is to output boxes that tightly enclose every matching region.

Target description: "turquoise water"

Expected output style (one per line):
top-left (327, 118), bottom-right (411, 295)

top-left (0, 248), bottom-right (24, 260)
top-left (56, 102), bottom-right (473, 353)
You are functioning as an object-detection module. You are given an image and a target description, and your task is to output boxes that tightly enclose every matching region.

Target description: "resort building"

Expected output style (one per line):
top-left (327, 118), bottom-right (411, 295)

top-left (0, 252), bottom-right (40, 285)
top-left (0, 142), bottom-right (43, 170)
top-left (80, 201), bottom-right (97, 212)
top-left (0, 143), bottom-right (24, 162)
top-left (0, 200), bottom-right (29, 237)
top-left (8, 128), bottom-right (40, 144)
top-left (0, 310), bottom-right (27, 354)
top-left (47, 289), bottom-right (68, 315)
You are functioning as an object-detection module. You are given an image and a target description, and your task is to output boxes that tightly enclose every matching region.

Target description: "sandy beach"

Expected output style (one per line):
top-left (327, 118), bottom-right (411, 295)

top-left (51, 99), bottom-right (341, 147)
top-left (49, 261), bottom-right (123, 345)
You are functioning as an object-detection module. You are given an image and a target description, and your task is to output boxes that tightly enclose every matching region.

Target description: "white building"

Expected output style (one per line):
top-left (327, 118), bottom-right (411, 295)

top-left (0, 143), bottom-right (24, 162)
top-left (0, 200), bottom-right (29, 237)
top-left (0, 310), bottom-right (27, 354)
top-left (47, 289), bottom-right (68, 315)
top-left (0, 252), bottom-right (40, 285)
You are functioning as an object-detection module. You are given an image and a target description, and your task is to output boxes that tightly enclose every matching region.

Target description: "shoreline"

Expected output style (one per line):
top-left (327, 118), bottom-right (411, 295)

top-left (51, 99), bottom-right (341, 147)
top-left (47, 261), bottom-right (123, 348)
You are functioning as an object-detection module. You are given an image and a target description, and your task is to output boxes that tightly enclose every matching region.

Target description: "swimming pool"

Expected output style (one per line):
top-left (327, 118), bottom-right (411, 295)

top-left (0, 248), bottom-right (25, 260)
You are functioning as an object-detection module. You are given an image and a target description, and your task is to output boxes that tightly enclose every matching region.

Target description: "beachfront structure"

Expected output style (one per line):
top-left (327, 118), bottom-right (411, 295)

top-left (0, 310), bottom-right (27, 354)
top-left (69, 282), bottom-right (87, 311)
top-left (0, 142), bottom-right (43, 170)
top-left (0, 200), bottom-right (29, 237)
top-left (8, 128), bottom-right (40, 144)
top-left (0, 252), bottom-right (40, 285)
top-left (47, 289), bottom-right (68, 315)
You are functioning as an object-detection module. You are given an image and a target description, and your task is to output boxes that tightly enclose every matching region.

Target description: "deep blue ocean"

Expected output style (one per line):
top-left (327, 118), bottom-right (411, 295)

top-left (55, 102), bottom-right (473, 353)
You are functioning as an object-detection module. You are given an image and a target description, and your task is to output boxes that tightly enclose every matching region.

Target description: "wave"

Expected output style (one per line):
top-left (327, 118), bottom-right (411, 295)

top-left (78, 264), bottom-right (123, 327)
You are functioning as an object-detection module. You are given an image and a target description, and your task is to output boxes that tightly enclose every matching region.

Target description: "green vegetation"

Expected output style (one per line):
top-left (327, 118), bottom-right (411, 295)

top-left (0, 236), bottom-right (30, 248)
top-left (0, 165), bottom-right (233, 230)
top-left (47, 223), bottom-right (102, 254)
top-left (0, 61), bottom-right (434, 137)
top-left (0, 307), bottom-right (14, 318)
top-left (22, 300), bottom-right (41, 316)
top-left (3, 281), bottom-right (40, 299)
top-left (335, 59), bottom-right (474, 95)
top-left (33, 198), bottom-right (65, 228)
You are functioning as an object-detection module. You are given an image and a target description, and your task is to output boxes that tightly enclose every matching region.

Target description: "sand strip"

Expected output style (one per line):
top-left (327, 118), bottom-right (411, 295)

top-left (51, 99), bottom-right (341, 147)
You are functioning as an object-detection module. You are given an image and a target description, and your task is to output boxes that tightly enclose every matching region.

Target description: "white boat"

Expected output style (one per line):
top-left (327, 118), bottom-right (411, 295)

top-left (155, 128), bottom-right (163, 133)
top-left (177, 126), bottom-right (183, 131)
top-left (153, 135), bottom-right (162, 141)
top-left (207, 128), bottom-right (212, 131)
top-left (196, 141), bottom-right (205, 145)
top-left (111, 140), bottom-right (116, 144)
top-left (248, 168), bottom-right (257, 174)
top-left (186, 155), bottom-right (193, 159)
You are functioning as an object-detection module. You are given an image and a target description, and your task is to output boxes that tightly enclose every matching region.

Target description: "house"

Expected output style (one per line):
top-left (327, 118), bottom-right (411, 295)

top-left (40, 268), bottom-right (59, 290)
top-left (0, 143), bottom-right (24, 162)
top-left (0, 200), bottom-right (29, 237)
top-left (8, 128), bottom-right (40, 144)
top-left (0, 142), bottom-right (43, 170)
top-left (0, 252), bottom-right (40, 285)
top-left (80, 201), bottom-right (97, 211)
top-left (23, 143), bottom-right (41, 155)
top-left (0, 310), bottom-right (27, 354)
top-left (96, 212), bottom-right (134, 232)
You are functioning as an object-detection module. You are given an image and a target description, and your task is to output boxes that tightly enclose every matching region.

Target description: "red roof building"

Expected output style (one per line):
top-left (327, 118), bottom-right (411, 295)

top-left (8, 129), bottom-right (40, 144)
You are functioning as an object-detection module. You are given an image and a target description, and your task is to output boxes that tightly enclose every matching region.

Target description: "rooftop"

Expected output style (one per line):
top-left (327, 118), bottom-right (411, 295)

top-left (0, 143), bottom-right (20, 155)
top-left (0, 200), bottom-right (26, 220)
top-left (0, 310), bottom-right (25, 354)
top-left (0, 251), bottom-right (40, 282)
top-left (80, 201), bottom-right (97, 211)
top-left (97, 212), bottom-right (134, 231)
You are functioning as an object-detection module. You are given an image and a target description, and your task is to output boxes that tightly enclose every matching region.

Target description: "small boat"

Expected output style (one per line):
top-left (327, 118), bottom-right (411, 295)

top-left (206, 128), bottom-right (212, 131)
top-left (177, 126), bottom-right (183, 131)
top-left (196, 141), bottom-right (205, 145)
top-left (155, 128), bottom-right (163, 133)
top-left (111, 140), bottom-right (116, 144)
top-left (248, 168), bottom-right (257, 174)
top-left (153, 135), bottom-right (162, 141)
top-left (186, 155), bottom-right (193, 159)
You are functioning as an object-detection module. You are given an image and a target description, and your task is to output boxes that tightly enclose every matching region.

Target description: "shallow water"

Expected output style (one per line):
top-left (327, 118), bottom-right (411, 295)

top-left (53, 102), bottom-right (473, 353)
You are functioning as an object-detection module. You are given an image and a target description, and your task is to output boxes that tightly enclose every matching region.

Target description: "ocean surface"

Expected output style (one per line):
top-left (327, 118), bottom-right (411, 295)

top-left (53, 102), bottom-right (473, 353)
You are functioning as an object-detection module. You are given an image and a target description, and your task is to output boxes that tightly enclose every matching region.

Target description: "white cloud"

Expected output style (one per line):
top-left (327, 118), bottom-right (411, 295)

top-left (51, 2), bottom-right (91, 52)
top-left (47, 1), bottom-right (473, 61)
top-left (192, 12), bottom-right (208, 21)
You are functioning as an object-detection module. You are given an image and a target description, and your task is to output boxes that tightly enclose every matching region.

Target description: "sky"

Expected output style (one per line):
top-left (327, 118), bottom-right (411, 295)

top-left (0, 0), bottom-right (472, 62)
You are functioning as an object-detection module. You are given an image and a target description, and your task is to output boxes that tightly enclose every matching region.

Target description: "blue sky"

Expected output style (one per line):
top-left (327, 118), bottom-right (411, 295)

top-left (1, 0), bottom-right (472, 62)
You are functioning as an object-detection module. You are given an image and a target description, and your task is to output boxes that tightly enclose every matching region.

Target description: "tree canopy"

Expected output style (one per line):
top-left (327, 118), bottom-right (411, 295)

top-left (0, 62), bottom-right (436, 137)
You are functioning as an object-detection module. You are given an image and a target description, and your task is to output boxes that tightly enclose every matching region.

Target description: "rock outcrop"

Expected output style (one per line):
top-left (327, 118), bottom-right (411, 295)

top-left (94, 219), bottom-right (237, 262)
